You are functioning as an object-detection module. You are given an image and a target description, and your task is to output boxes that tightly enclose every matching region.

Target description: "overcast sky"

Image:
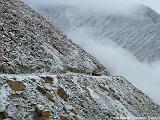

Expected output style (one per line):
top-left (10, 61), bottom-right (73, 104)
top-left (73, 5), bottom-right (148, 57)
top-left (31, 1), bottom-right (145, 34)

top-left (134, 0), bottom-right (160, 13)
top-left (23, 0), bottom-right (160, 13)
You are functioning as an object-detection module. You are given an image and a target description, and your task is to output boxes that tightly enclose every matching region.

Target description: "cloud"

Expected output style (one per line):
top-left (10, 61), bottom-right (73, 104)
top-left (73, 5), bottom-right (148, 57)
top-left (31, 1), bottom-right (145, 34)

top-left (23, 0), bottom-right (137, 15)
top-left (22, 0), bottom-right (160, 13)
top-left (134, 0), bottom-right (160, 13)
top-left (66, 27), bottom-right (160, 104)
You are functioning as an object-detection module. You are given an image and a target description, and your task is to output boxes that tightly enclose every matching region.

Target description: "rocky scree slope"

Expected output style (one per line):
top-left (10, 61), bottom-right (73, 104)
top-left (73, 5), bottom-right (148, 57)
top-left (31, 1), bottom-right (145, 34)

top-left (0, 0), bottom-right (108, 75)
top-left (38, 5), bottom-right (160, 62)
top-left (1, 74), bottom-right (160, 120)
top-left (0, 0), bottom-right (160, 120)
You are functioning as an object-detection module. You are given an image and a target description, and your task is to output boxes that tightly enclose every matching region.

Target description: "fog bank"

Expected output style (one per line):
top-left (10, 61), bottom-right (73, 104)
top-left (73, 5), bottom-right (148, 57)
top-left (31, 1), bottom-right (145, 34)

top-left (66, 27), bottom-right (160, 104)
top-left (23, 0), bottom-right (160, 13)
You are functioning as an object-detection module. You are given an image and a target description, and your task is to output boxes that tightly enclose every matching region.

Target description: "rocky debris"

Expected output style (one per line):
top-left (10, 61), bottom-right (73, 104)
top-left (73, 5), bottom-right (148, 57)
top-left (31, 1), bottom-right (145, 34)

top-left (52, 41), bottom-right (64, 54)
top-left (0, 74), bottom-right (160, 120)
top-left (7, 80), bottom-right (25, 91)
top-left (0, 40), bottom-right (2, 63)
top-left (0, 111), bottom-right (8, 119)
top-left (57, 87), bottom-right (69, 101)
top-left (60, 66), bottom-right (86, 74)
top-left (91, 69), bottom-right (102, 76)
top-left (36, 86), bottom-right (54, 101)
top-left (40, 76), bottom-right (54, 84)
top-left (0, 111), bottom-right (15, 120)
top-left (112, 76), bottom-right (125, 84)
top-left (0, 0), bottom-right (109, 75)
top-left (34, 106), bottom-right (51, 120)
top-left (60, 115), bottom-right (69, 120)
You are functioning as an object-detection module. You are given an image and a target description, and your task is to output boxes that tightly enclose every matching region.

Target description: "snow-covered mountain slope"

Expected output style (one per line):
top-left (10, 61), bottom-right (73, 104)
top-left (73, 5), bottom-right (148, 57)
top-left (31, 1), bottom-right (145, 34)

top-left (1, 73), bottom-right (160, 120)
top-left (0, 0), bottom-right (109, 75)
top-left (0, 0), bottom-right (160, 120)
top-left (38, 5), bottom-right (160, 62)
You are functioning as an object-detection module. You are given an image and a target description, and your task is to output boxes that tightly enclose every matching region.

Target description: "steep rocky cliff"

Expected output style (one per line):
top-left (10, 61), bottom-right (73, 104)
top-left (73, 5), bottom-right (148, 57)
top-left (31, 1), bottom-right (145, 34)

top-left (0, 0), bottom-right (160, 120)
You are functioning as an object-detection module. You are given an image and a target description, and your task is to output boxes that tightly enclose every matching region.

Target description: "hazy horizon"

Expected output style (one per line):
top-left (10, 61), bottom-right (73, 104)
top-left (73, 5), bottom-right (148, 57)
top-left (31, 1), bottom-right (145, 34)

top-left (22, 0), bottom-right (160, 13)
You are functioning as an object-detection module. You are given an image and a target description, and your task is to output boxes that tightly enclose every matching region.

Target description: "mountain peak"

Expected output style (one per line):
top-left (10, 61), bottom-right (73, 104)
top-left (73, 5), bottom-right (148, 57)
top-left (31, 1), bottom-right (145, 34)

top-left (134, 4), bottom-right (160, 22)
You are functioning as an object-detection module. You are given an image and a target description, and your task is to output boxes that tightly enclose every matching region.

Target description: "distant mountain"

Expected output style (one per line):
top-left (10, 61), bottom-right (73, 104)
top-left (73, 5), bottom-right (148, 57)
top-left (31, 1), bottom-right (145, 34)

top-left (38, 5), bottom-right (160, 62)
top-left (0, 0), bottom-right (160, 120)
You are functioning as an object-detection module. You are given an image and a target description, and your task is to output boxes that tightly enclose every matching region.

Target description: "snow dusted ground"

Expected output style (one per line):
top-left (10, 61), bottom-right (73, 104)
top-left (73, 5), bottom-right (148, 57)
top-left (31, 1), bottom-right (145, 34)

top-left (0, 0), bottom-right (108, 75)
top-left (1, 0), bottom-right (160, 119)
top-left (0, 73), bottom-right (160, 119)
